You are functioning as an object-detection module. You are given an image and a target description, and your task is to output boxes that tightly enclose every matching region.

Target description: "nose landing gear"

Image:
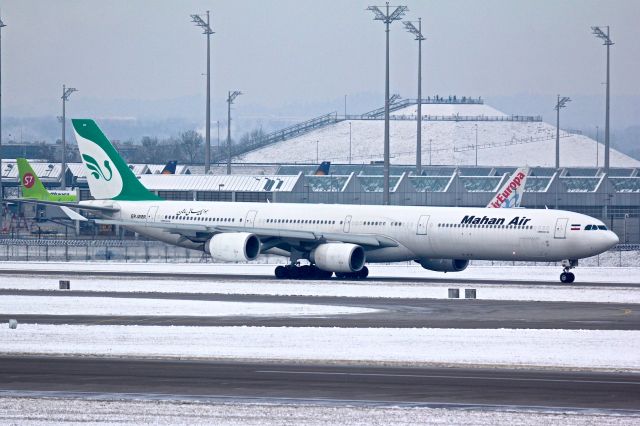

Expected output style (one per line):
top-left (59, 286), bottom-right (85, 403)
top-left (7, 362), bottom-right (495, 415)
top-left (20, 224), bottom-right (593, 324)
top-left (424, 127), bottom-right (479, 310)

top-left (560, 259), bottom-right (578, 283)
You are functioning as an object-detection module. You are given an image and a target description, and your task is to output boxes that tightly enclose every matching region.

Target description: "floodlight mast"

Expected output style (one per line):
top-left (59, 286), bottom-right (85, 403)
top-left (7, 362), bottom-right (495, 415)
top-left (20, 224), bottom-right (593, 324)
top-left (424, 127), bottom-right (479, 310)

top-left (0, 17), bottom-right (5, 203)
top-left (191, 11), bottom-right (214, 174)
top-left (591, 26), bottom-right (613, 174)
top-left (403, 18), bottom-right (425, 175)
top-left (226, 91), bottom-right (242, 175)
top-left (367, 2), bottom-right (408, 205)
top-left (61, 85), bottom-right (78, 188)
top-left (554, 95), bottom-right (571, 169)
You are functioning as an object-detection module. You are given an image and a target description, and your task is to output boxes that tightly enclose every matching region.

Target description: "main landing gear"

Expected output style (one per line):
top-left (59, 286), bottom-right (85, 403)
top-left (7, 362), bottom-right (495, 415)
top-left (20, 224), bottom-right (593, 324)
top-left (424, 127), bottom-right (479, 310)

top-left (560, 259), bottom-right (578, 283)
top-left (274, 264), bottom-right (333, 280)
top-left (273, 264), bottom-right (369, 280)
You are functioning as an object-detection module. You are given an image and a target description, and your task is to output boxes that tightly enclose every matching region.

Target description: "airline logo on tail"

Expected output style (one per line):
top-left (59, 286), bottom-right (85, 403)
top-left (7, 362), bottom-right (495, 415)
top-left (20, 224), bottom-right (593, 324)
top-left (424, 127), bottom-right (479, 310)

top-left (22, 173), bottom-right (36, 189)
top-left (82, 154), bottom-right (113, 181)
top-left (487, 167), bottom-right (529, 208)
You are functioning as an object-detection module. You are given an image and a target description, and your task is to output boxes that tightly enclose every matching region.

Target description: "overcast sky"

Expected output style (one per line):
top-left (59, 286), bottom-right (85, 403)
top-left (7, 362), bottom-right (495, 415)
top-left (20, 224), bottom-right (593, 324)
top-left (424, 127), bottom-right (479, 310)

top-left (2, 0), bottom-right (639, 121)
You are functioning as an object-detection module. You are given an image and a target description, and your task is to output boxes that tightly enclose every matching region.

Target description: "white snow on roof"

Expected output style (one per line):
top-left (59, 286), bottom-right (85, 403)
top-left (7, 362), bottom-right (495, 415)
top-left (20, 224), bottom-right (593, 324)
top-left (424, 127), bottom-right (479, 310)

top-left (239, 105), bottom-right (640, 168)
top-left (139, 174), bottom-right (300, 192)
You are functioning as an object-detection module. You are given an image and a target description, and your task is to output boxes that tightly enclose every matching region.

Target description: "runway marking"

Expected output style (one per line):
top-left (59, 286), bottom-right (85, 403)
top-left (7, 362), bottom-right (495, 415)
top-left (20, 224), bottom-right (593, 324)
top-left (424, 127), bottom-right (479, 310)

top-left (256, 370), bottom-right (640, 386)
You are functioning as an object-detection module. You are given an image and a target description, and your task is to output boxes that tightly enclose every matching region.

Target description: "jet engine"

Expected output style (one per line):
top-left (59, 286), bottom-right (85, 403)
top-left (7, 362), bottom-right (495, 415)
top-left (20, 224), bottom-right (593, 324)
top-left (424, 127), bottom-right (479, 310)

top-left (310, 243), bottom-right (365, 273)
top-left (418, 258), bottom-right (469, 273)
top-left (206, 232), bottom-right (260, 262)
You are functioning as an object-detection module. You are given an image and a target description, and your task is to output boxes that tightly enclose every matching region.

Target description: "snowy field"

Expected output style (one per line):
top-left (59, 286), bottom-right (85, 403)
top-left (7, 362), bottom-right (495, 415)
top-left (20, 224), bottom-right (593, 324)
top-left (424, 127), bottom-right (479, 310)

top-left (3, 271), bottom-right (640, 304)
top-left (2, 396), bottom-right (638, 426)
top-left (0, 295), bottom-right (374, 317)
top-left (2, 325), bottom-right (639, 371)
top-left (238, 103), bottom-right (640, 167)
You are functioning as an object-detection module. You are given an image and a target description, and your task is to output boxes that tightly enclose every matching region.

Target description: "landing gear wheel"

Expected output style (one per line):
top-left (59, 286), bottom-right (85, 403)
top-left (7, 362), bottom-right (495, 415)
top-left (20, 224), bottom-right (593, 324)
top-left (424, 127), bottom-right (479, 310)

top-left (560, 272), bottom-right (575, 283)
top-left (274, 265), bottom-right (288, 279)
top-left (335, 272), bottom-right (347, 279)
top-left (357, 266), bottom-right (369, 279)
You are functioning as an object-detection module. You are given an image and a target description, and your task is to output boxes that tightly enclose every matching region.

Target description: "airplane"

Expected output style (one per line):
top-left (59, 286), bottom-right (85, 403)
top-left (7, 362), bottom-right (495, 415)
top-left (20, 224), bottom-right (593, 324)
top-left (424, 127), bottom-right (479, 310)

top-left (26, 119), bottom-right (618, 284)
top-left (487, 167), bottom-right (529, 208)
top-left (16, 158), bottom-right (77, 202)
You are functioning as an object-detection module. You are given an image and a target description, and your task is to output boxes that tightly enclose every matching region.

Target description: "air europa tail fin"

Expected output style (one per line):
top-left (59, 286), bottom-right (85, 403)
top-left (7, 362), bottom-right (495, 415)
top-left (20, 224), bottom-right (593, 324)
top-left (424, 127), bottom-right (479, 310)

top-left (17, 158), bottom-right (51, 200)
top-left (487, 167), bottom-right (529, 208)
top-left (72, 119), bottom-right (161, 201)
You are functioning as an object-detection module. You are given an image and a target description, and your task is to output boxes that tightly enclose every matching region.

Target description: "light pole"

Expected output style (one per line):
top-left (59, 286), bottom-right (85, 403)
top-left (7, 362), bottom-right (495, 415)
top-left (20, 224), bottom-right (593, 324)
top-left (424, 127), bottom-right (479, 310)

top-left (217, 120), bottom-right (220, 164)
top-left (404, 18), bottom-right (425, 175)
top-left (0, 16), bottom-right (5, 203)
top-left (591, 26), bottom-right (613, 174)
top-left (191, 11), bottom-right (214, 174)
top-left (316, 140), bottom-right (319, 164)
top-left (473, 124), bottom-right (479, 166)
top-left (554, 95), bottom-right (571, 169)
top-left (349, 122), bottom-right (352, 164)
top-left (596, 125), bottom-right (599, 167)
top-left (61, 85), bottom-right (78, 188)
top-left (429, 138), bottom-right (432, 166)
top-left (226, 90), bottom-right (241, 175)
top-left (367, 2), bottom-right (408, 205)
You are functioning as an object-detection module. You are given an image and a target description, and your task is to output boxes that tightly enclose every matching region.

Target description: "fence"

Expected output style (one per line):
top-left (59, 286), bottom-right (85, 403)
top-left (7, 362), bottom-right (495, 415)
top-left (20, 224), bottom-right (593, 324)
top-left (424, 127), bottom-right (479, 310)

top-left (0, 238), bottom-right (638, 267)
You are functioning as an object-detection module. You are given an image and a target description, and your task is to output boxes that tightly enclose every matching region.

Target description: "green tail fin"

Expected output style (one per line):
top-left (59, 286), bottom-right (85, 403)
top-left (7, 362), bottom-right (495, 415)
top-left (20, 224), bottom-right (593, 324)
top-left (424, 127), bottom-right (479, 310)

top-left (72, 119), bottom-right (161, 201)
top-left (17, 158), bottom-right (51, 200)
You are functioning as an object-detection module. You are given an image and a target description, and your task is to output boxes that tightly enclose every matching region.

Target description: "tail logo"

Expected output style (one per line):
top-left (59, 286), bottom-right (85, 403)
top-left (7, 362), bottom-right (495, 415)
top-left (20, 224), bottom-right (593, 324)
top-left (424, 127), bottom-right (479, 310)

top-left (23, 173), bottom-right (35, 188)
top-left (82, 154), bottom-right (113, 181)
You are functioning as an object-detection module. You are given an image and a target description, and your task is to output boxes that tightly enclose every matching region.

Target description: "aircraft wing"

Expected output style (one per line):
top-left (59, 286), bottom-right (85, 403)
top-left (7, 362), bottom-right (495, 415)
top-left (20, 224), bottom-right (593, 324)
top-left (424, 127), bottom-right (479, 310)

top-left (9, 198), bottom-right (120, 213)
top-left (94, 219), bottom-right (398, 249)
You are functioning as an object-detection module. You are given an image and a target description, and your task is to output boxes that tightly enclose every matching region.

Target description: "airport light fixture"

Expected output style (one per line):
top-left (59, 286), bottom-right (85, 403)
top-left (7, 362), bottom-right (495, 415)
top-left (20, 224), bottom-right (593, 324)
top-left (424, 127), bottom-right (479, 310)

top-left (403, 18), bottom-right (425, 175)
top-left (591, 26), bottom-right (613, 174)
top-left (0, 17), bottom-right (5, 203)
top-left (367, 2), bottom-right (408, 205)
top-left (61, 85), bottom-right (78, 188)
top-left (554, 95), bottom-right (571, 169)
top-left (226, 90), bottom-right (242, 175)
top-left (191, 11), bottom-right (214, 174)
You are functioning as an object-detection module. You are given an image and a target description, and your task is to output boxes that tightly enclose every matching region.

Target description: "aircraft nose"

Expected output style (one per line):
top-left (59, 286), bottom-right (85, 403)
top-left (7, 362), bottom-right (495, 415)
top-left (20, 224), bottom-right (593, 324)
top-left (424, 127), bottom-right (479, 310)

top-left (606, 231), bottom-right (620, 248)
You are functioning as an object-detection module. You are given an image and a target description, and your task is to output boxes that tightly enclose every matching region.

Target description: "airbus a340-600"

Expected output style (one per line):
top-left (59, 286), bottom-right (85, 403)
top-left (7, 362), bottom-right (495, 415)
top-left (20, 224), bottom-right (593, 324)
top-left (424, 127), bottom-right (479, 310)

top-left (24, 119), bottom-right (618, 283)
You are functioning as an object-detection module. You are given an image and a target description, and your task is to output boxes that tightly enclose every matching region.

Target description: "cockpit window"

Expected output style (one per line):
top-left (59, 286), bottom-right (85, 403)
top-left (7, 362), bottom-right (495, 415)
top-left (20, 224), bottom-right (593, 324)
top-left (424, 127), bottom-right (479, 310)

top-left (585, 225), bottom-right (591, 230)
top-left (598, 225), bottom-right (607, 230)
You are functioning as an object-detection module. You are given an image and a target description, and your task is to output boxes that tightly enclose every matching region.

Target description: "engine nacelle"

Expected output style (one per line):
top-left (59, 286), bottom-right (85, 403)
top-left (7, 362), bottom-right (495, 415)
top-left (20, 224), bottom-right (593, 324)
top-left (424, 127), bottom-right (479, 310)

top-left (310, 243), bottom-right (365, 273)
top-left (418, 258), bottom-right (469, 273)
top-left (206, 232), bottom-right (260, 262)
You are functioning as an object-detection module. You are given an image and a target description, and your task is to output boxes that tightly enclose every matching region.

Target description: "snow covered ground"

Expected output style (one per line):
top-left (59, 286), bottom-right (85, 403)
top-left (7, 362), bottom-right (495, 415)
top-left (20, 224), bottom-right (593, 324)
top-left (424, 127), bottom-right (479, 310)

top-left (2, 396), bottom-right (638, 425)
top-left (0, 296), bottom-right (373, 317)
top-left (4, 273), bottom-right (640, 304)
top-left (238, 103), bottom-right (640, 167)
top-left (2, 325), bottom-right (639, 371)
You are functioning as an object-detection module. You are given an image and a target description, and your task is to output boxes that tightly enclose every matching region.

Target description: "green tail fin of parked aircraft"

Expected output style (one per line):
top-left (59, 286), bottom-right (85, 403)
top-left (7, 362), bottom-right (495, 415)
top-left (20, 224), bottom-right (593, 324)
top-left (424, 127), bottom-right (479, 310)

top-left (71, 119), bottom-right (161, 201)
top-left (16, 157), bottom-right (77, 202)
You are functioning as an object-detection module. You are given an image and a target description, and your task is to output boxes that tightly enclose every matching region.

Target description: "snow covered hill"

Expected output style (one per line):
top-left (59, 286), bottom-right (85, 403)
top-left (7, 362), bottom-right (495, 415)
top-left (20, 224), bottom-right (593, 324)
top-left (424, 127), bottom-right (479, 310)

top-left (238, 103), bottom-right (640, 167)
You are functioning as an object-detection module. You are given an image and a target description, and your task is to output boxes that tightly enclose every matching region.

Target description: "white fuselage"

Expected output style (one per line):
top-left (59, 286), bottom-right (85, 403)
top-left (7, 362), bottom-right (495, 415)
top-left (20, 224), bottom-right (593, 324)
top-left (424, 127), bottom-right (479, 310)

top-left (82, 200), bottom-right (619, 263)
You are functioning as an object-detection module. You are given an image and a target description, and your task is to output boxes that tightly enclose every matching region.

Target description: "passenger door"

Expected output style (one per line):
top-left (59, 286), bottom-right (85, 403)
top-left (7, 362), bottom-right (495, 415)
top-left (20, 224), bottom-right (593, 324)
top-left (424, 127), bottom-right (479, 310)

top-left (417, 215), bottom-right (430, 235)
top-left (554, 218), bottom-right (568, 239)
top-left (146, 206), bottom-right (158, 225)
top-left (343, 215), bottom-right (352, 233)
top-left (245, 210), bottom-right (258, 228)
